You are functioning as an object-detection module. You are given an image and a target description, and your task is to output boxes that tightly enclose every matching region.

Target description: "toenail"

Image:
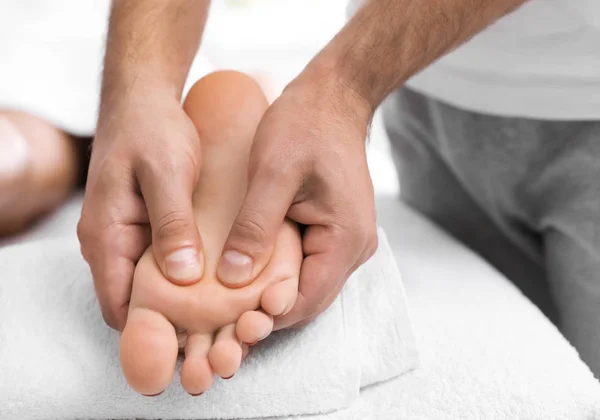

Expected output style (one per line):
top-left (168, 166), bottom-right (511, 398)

top-left (217, 250), bottom-right (253, 286)
top-left (190, 392), bottom-right (204, 397)
top-left (247, 340), bottom-right (258, 346)
top-left (165, 247), bottom-right (203, 283)
top-left (143, 391), bottom-right (164, 397)
top-left (222, 374), bottom-right (234, 380)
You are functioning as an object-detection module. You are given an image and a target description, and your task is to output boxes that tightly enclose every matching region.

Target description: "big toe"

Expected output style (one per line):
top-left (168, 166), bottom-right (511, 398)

top-left (120, 308), bottom-right (179, 396)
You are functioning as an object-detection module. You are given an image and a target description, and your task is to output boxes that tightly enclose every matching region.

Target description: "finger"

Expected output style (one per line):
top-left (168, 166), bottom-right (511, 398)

top-left (91, 225), bottom-right (150, 331)
top-left (136, 161), bottom-right (204, 285)
top-left (284, 229), bottom-right (378, 330)
top-left (285, 278), bottom-right (345, 330)
top-left (273, 225), bottom-right (359, 330)
top-left (78, 192), bottom-right (150, 331)
top-left (217, 165), bottom-right (297, 288)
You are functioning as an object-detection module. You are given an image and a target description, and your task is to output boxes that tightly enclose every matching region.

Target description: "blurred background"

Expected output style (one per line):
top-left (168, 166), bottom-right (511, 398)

top-left (0, 0), bottom-right (397, 244)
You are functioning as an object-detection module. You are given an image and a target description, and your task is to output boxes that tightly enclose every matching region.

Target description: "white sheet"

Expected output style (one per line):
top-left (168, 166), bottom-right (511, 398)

top-left (3, 195), bottom-right (599, 419)
top-left (300, 196), bottom-right (600, 419)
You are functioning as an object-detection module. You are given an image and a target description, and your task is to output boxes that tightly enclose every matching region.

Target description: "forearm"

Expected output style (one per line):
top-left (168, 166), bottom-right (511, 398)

top-left (303, 0), bottom-right (528, 110)
top-left (101, 0), bottom-right (211, 105)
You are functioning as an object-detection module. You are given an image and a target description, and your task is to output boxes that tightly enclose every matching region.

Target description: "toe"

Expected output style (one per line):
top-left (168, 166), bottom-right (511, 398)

top-left (208, 324), bottom-right (243, 379)
top-left (260, 276), bottom-right (298, 316)
top-left (120, 308), bottom-right (179, 396)
top-left (235, 310), bottom-right (273, 345)
top-left (181, 333), bottom-right (214, 395)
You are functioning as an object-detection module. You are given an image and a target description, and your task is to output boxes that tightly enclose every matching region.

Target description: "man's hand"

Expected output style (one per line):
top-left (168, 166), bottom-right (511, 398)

top-left (217, 71), bottom-right (378, 329)
top-left (78, 0), bottom-right (211, 330)
top-left (78, 91), bottom-right (204, 330)
top-left (216, 0), bottom-right (529, 328)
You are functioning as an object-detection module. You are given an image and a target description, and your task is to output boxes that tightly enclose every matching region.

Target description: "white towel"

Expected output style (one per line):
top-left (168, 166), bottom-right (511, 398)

top-left (0, 228), bottom-right (417, 420)
top-left (285, 197), bottom-right (600, 420)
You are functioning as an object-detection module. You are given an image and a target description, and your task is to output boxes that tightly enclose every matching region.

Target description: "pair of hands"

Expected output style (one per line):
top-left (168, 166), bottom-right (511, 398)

top-left (77, 74), bottom-right (378, 333)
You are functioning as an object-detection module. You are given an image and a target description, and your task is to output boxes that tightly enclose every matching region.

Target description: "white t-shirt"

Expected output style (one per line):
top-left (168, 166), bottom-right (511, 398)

top-left (349, 0), bottom-right (600, 120)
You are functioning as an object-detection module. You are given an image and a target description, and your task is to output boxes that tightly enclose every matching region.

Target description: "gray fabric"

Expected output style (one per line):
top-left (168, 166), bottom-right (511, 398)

top-left (383, 87), bottom-right (600, 377)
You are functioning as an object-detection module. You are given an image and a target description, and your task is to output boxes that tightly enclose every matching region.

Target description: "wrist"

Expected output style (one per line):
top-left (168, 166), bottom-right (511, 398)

top-left (96, 78), bottom-right (182, 144)
top-left (100, 64), bottom-right (184, 107)
top-left (300, 0), bottom-right (412, 110)
top-left (290, 60), bottom-right (375, 134)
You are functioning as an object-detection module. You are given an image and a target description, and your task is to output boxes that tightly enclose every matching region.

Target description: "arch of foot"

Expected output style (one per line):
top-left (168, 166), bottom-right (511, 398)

top-left (119, 71), bottom-right (302, 397)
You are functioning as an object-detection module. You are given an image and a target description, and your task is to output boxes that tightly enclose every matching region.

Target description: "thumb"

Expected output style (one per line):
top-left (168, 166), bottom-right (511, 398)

top-left (218, 167), bottom-right (297, 287)
top-left (138, 165), bottom-right (204, 285)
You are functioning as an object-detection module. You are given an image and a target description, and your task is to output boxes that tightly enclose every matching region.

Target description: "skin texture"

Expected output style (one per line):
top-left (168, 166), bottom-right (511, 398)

top-left (80, 0), bottom-right (530, 332)
top-left (120, 71), bottom-right (302, 396)
top-left (0, 111), bottom-right (79, 236)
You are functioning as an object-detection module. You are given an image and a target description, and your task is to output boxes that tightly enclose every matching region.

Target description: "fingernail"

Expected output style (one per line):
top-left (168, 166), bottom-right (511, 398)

top-left (217, 250), bottom-right (253, 285)
top-left (165, 247), bottom-right (203, 283)
top-left (0, 117), bottom-right (29, 175)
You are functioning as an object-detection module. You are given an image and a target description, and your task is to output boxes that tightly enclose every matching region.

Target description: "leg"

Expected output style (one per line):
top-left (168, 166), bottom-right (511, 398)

top-left (382, 88), bottom-right (558, 321)
top-left (545, 229), bottom-right (600, 376)
top-left (530, 121), bottom-right (600, 377)
top-left (119, 71), bottom-right (302, 396)
top-left (0, 111), bottom-right (81, 235)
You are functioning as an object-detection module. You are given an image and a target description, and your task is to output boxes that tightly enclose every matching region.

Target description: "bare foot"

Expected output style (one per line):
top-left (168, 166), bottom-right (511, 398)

top-left (119, 71), bottom-right (302, 396)
top-left (0, 111), bottom-right (79, 236)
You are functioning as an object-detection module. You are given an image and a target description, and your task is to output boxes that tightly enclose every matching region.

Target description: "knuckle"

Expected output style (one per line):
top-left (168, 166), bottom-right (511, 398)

top-left (155, 211), bottom-right (193, 242)
top-left (232, 212), bottom-right (269, 247)
top-left (137, 147), bottom-right (198, 184)
top-left (135, 154), bottom-right (163, 181)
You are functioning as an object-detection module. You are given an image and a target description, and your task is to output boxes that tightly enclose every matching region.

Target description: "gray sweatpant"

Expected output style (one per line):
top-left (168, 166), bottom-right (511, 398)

top-left (383, 87), bottom-right (600, 377)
